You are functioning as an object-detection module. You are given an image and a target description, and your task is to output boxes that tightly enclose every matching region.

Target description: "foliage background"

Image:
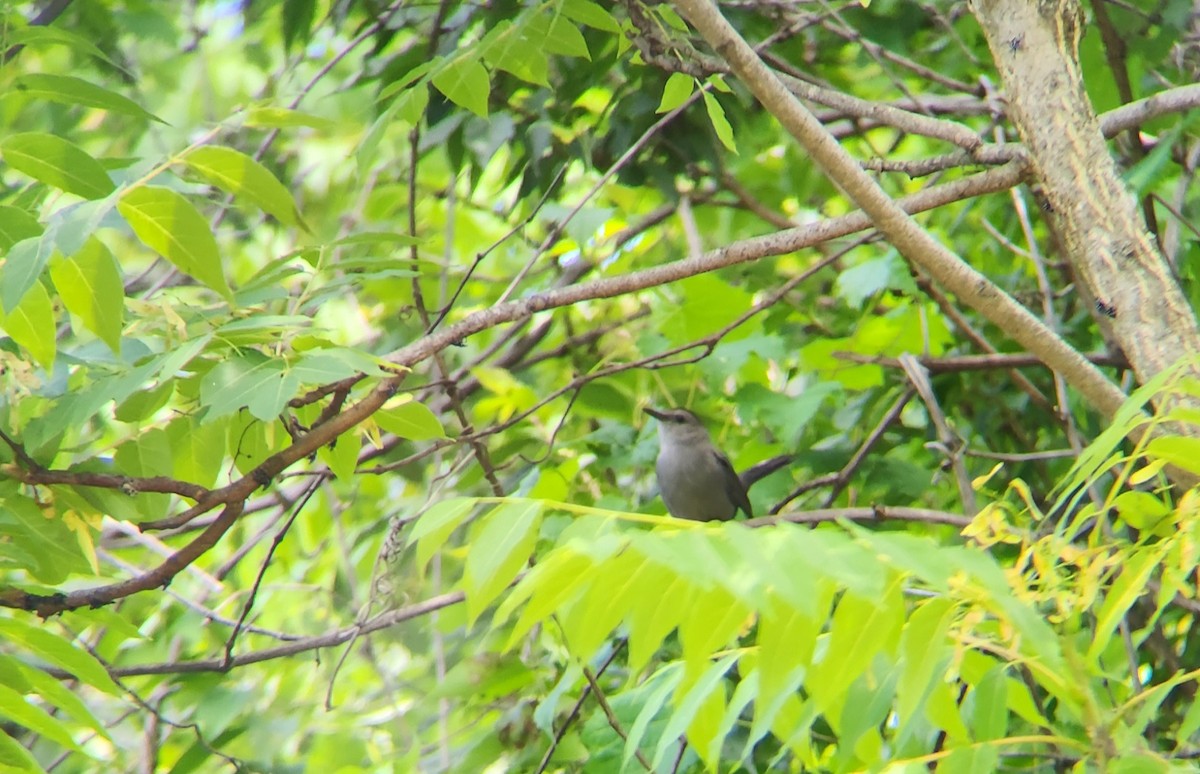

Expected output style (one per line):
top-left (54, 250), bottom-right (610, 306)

top-left (1, 0), bottom-right (1200, 771)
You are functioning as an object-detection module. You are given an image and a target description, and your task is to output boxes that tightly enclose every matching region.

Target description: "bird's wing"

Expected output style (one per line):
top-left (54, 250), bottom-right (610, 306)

top-left (713, 450), bottom-right (754, 518)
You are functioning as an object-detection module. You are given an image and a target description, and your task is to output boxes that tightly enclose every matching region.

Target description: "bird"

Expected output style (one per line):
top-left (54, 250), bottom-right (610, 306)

top-left (644, 407), bottom-right (754, 521)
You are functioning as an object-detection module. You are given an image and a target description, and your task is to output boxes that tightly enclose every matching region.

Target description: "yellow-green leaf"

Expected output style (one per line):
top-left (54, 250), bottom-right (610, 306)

top-left (658, 73), bottom-right (694, 113)
top-left (118, 186), bottom-right (232, 301)
top-left (0, 205), bottom-right (42, 251)
top-left (1145, 436), bottom-right (1200, 475)
top-left (411, 498), bottom-right (476, 573)
top-left (0, 682), bottom-right (83, 752)
top-left (806, 576), bottom-right (904, 716)
top-left (1086, 542), bottom-right (1171, 665)
top-left (167, 415), bottom-right (227, 488)
top-left (702, 91), bottom-right (737, 153)
top-left (48, 237), bottom-right (124, 353)
top-left (560, 0), bottom-right (621, 32)
top-left (0, 132), bottom-right (115, 199)
top-left (12, 73), bottom-right (164, 123)
top-left (462, 501), bottom-right (543, 624)
top-left (0, 280), bottom-right (55, 370)
top-left (181, 145), bottom-right (304, 229)
top-left (432, 56), bottom-right (490, 117)
top-left (0, 617), bottom-right (121, 695)
top-left (375, 398), bottom-right (446, 441)
top-left (244, 106), bottom-right (337, 130)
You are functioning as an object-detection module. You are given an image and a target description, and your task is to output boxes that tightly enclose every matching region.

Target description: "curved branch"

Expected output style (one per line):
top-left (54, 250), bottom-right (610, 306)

top-left (745, 505), bottom-right (971, 529)
top-left (670, 0), bottom-right (1130, 427)
top-left (46, 591), bottom-right (466, 679)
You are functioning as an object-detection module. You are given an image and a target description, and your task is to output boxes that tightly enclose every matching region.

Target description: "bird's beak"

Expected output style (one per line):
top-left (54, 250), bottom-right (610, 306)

top-left (643, 407), bottom-right (668, 421)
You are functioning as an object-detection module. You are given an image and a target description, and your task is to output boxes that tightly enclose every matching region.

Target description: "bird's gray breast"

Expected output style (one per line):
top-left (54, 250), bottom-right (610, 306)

top-left (656, 446), bottom-right (737, 521)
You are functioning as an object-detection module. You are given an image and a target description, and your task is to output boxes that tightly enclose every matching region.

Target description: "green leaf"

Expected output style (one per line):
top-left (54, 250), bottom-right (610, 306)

top-left (560, 547), bottom-right (669, 661)
top-left (0, 617), bottom-right (120, 695)
top-left (0, 205), bottom-right (42, 251)
top-left (290, 348), bottom-right (385, 383)
top-left (624, 665), bottom-right (683, 769)
top-left (0, 235), bottom-right (54, 313)
top-left (0, 682), bottom-right (83, 752)
top-left (29, 335), bottom-right (211, 452)
top-left (226, 414), bottom-right (279, 475)
top-left (1145, 436), bottom-right (1200, 474)
top-left (653, 653), bottom-right (738, 769)
top-left (481, 21), bottom-right (549, 87)
top-left (753, 603), bottom-right (818, 741)
top-left (325, 231), bottom-right (424, 248)
top-left (117, 186), bottom-right (232, 301)
top-left (1177, 689), bottom-right (1200, 744)
top-left (673, 272), bottom-right (753, 344)
top-left (560, 0), bottom-right (622, 32)
top-left (1112, 490), bottom-right (1175, 534)
top-left (374, 398), bottom-right (446, 441)
top-left (937, 745), bottom-right (998, 774)
top-left (658, 73), bottom-right (694, 113)
top-left (7, 25), bottom-right (122, 69)
top-left (48, 237), bottom-right (124, 353)
top-left (431, 56), bottom-right (490, 117)
top-left (50, 197), bottom-right (117, 258)
top-left (317, 430), bottom-right (360, 482)
top-left (1086, 542), bottom-right (1170, 665)
top-left (0, 728), bottom-right (41, 771)
top-left (181, 145), bottom-right (304, 228)
top-left (499, 548), bottom-right (598, 645)
top-left (199, 351), bottom-right (301, 422)
top-left (0, 491), bottom-right (92, 583)
top-left (113, 428), bottom-right (172, 519)
top-left (213, 315), bottom-right (312, 343)
top-left (463, 501), bottom-right (543, 624)
top-left (806, 575), bottom-right (904, 717)
top-left (1124, 125), bottom-right (1179, 193)
top-left (0, 132), bottom-right (115, 199)
top-left (243, 106), bottom-right (336, 131)
top-left (280, 0), bottom-right (317, 51)
top-left (0, 280), bottom-right (56, 370)
top-left (625, 564), bottom-right (695, 674)
top-left (835, 255), bottom-right (903, 306)
top-left (11, 73), bottom-right (163, 123)
top-left (10, 658), bottom-right (110, 740)
top-left (411, 498), bottom-right (476, 572)
top-left (678, 582), bottom-right (750, 673)
top-left (895, 596), bottom-right (956, 745)
top-left (167, 415), bottom-right (228, 488)
top-left (531, 14), bottom-right (590, 59)
top-left (702, 92), bottom-right (737, 153)
top-left (971, 666), bottom-right (1007, 742)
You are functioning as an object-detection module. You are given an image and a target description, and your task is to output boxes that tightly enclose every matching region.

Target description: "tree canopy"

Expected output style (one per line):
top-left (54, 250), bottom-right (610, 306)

top-left (2, 0), bottom-right (1200, 771)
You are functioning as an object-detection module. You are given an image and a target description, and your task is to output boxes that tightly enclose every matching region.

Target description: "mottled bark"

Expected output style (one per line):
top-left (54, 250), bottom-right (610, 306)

top-left (971, 0), bottom-right (1200, 394)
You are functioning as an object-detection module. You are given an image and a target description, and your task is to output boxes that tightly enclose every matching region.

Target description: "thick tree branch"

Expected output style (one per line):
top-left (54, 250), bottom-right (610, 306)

top-left (970, 0), bottom-right (1200, 402)
top-left (668, 0), bottom-right (1130, 431)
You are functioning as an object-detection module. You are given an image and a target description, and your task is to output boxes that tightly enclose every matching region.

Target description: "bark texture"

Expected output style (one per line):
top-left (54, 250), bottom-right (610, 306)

top-left (971, 0), bottom-right (1200, 390)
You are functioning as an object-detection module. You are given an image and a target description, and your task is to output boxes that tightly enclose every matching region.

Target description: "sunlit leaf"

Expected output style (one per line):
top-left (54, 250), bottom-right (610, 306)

top-left (49, 237), bottom-right (124, 353)
top-left (658, 73), bottom-right (694, 114)
top-left (0, 132), bottom-right (115, 199)
top-left (0, 618), bottom-right (120, 695)
top-left (375, 397), bottom-right (446, 441)
top-left (118, 186), bottom-right (232, 301)
top-left (199, 351), bottom-right (300, 422)
top-left (432, 56), bottom-right (490, 117)
top-left (181, 145), bottom-right (304, 228)
top-left (463, 501), bottom-right (543, 623)
top-left (0, 280), bottom-right (55, 370)
top-left (11, 73), bottom-right (163, 122)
